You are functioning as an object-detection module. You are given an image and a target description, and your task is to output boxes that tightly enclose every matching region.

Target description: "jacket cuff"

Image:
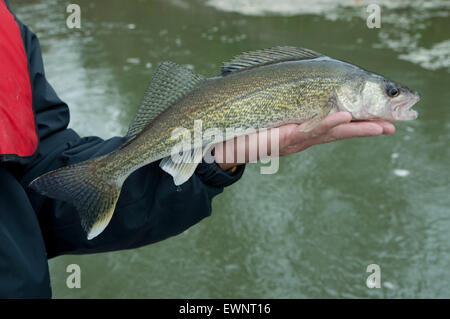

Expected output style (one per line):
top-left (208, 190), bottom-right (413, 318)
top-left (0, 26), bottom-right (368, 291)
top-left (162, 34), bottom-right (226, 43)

top-left (195, 160), bottom-right (245, 188)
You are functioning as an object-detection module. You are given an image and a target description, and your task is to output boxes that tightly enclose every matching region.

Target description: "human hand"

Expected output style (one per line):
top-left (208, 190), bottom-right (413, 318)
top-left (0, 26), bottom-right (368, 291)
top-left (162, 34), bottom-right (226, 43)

top-left (214, 112), bottom-right (395, 171)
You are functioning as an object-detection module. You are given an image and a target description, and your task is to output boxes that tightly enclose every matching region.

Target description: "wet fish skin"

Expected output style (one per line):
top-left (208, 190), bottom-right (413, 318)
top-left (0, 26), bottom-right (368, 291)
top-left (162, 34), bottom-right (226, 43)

top-left (107, 59), bottom-right (339, 177)
top-left (109, 56), bottom-right (419, 180)
top-left (29, 47), bottom-right (420, 239)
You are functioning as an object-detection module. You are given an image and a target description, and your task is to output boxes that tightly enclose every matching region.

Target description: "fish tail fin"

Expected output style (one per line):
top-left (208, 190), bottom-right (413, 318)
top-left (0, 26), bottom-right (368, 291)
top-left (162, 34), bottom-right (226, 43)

top-left (29, 158), bottom-right (121, 240)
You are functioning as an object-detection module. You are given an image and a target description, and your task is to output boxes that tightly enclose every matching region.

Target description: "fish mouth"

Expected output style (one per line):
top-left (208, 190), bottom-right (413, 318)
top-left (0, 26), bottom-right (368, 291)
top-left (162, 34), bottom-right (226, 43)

top-left (392, 92), bottom-right (420, 121)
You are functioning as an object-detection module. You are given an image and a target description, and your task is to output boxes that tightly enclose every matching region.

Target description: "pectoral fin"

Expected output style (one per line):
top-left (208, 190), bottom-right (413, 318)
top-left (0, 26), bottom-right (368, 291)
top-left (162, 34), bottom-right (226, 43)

top-left (299, 114), bottom-right (326, 132)
top-left (299, 93), bottom-right (338, 132)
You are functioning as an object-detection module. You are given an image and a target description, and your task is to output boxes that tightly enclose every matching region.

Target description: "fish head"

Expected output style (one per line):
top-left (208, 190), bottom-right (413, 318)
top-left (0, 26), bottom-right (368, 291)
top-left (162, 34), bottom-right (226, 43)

top-left (336, 73), bottom-right (420, 121)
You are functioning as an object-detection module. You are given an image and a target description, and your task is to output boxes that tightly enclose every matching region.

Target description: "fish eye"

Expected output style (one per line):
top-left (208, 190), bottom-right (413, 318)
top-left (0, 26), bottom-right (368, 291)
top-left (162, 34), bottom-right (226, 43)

top-left (387, 87), bottom-right (399, 98)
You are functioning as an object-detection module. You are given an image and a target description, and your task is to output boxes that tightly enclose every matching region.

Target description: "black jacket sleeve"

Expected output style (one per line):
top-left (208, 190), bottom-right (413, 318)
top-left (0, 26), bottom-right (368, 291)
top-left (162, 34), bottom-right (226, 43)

top-left (16, 13), bottom-right (244, 259)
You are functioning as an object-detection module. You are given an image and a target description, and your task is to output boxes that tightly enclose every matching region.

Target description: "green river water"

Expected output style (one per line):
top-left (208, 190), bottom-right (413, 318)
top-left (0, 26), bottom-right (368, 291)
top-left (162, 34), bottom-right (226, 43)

top-left (10, 0), bottom-right (450, 298)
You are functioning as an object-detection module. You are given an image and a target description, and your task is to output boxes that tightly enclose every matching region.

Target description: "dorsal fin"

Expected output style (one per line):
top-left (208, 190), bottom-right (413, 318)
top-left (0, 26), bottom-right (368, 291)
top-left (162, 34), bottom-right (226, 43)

top-left (221, 46), bottom-right (324, 75)
top-left (126, 61), bottom-right (205, 138)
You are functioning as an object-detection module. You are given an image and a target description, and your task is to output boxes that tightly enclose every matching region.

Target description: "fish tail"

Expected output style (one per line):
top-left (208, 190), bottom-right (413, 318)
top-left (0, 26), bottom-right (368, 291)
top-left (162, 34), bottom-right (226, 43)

top-left (29, 158), bottom-right (121, 240)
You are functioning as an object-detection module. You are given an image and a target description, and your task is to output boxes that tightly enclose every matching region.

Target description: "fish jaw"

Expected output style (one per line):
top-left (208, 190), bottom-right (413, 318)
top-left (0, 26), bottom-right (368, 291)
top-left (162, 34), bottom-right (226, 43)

top-left (391, 91), bottom-right (420, 121)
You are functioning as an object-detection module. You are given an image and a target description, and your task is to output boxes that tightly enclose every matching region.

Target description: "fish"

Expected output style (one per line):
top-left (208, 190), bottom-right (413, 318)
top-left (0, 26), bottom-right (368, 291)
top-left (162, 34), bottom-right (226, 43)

top-left (29, 46), bottom-right (420, 239)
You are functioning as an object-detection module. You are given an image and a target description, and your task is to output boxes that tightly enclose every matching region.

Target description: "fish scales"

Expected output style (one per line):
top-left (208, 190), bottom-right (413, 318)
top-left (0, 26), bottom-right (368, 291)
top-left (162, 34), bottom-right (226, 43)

top-left (105, 59), bottom-right (346, 180)
top-left (29, 46), bottom-right (420, 239)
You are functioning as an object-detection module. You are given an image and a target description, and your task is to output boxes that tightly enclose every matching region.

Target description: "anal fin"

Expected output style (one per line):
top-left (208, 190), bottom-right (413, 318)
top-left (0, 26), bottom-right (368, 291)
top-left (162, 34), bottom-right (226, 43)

top-left (159, 146), bottom-right (206, 186)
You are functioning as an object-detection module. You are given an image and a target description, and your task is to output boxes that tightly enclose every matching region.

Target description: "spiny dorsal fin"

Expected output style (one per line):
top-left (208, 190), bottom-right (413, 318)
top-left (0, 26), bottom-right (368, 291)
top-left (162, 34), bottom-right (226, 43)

top-left (221, 46), bottom-right (324, 75)
top-left (126, 61), bottom-right (205, 138)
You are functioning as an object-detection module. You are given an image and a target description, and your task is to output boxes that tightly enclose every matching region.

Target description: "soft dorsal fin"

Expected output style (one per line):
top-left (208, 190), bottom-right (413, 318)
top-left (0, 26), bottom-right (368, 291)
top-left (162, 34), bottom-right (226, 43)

top-left (221, 46), bottom-right (324, 75)
top-left (126, 61), bottom-right (205, 138)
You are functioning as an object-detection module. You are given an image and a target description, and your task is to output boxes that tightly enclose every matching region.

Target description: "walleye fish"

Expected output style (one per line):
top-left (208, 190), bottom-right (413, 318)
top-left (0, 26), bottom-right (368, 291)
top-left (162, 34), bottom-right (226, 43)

top-left (29, 46), bottom-right (420, 239)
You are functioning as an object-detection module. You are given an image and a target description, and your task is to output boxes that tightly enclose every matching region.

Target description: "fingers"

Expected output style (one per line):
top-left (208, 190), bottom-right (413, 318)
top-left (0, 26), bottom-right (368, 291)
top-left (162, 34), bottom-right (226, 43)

top-left (308, 112), bottom-right (352, 137)
top-left (306, 113), bottom-right (395, 144)
top-left (315, 122), bottom-right (391, 145)
top-left (371, 121), bottom-right (396, 135)
top-left (289, 112), bottom-right (352, 145)
top-left (329, 122), bottom-right (385, 140)
top-left (247, 113), bottom-right (397, 158)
